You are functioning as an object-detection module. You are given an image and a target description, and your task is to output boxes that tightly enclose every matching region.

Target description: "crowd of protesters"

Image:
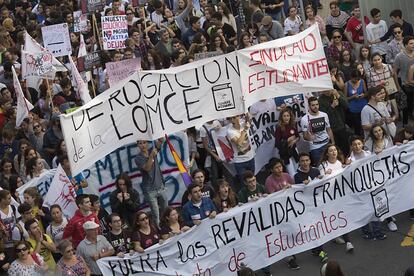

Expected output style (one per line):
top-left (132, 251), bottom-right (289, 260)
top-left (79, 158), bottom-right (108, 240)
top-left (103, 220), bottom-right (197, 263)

top-left (0, 0), bottom-right (414, 275)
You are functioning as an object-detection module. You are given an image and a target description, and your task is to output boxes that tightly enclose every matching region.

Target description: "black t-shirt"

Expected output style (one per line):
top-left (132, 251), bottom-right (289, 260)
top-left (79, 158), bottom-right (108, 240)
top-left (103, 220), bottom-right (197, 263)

top-left (106, 230), bottom-right (132, 254)
top-left (181, 184), bottom-right (215, 205)
top-left (221, 23), bottom-right (236, 42)
top-left (294, 168), bottom-right (321, 184)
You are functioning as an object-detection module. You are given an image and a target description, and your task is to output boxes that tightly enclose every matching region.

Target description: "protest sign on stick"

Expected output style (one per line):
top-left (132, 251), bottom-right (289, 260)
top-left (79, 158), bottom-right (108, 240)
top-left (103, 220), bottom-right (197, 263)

top-left (106, 58), bottom-right (141, 86)
top-left (101, 15), bottom-right (128, 50)
top-left (41, 23), bottom-right (72, 57)
top-left (81, 0), bottom-right (104, 14)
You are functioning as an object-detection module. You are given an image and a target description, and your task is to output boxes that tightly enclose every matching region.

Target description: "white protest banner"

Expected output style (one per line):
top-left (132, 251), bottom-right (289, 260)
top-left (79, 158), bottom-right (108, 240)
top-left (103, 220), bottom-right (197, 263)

top-left (12, 67), bottom-right (34, 127)
top-left (60, 73), bottom-right (151, 175)
top-left (138, 53), bottom-right (243, 139)
top-left (43, 165), bottom-right (77, 217)
top-left (98, 143), bottom-right (414, 275)
top-left (83, 132), bottom-right (189, 212)
top-left (248, 100), bottom-right (279, 174)
top-left (61, 53), bottom-right (244, 175)
top-left (41, 23), bottom-right (72, 57)
top-left (21, 50), bottom-right (54, 78)
top-left (24, 31), bottom-right (67, 73)
top-left (16, 169), bottom-right (57, 201)
top-left (237, 24), bottom-right (332, 108)
top-left (106, 58), bottom-right (141, 86)
top-left (73, 11), bottom-right (88, 33)
top-left (101, 16), bottom-right (128, 50)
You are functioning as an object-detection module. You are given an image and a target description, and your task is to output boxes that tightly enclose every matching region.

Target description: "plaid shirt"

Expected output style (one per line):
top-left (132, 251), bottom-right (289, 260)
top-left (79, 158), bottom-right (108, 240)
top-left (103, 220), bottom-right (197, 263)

top-left (326, 41), bottom-right (352, 63)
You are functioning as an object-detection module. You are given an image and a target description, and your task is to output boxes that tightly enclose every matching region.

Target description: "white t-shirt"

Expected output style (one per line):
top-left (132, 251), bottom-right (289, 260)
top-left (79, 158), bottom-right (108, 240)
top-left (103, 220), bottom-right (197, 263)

top-left (300, 112), bottom-right (331, 150)
top-left (227, 124), bottom-right (255, 163)
top-left (361, 102), bottom-right (394, 138)
top-left (366, 20), bottom-right (388, 55)
top-left (284, 15), bottom-right (302, 35)
top-left (319, 160), bottom-right (344, 176)
top-left (348, 150), bottom-right (371, 162)
top-left (0, 206), bottom-right (20, 248)
top-left (249, 99), bottom-right (276, 116)
top-left (46, 217), bottom-right (68, 245)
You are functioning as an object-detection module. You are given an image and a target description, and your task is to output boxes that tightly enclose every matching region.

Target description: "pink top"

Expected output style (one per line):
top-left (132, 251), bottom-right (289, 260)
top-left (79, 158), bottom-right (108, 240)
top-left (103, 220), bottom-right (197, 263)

top-left (265, 173), bottom-right (294, 193)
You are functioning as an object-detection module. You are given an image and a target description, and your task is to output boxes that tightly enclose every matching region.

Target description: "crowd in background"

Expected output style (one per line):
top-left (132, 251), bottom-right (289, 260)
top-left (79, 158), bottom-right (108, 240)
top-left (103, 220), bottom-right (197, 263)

top-left (0, 0), bottom-right (414, 275)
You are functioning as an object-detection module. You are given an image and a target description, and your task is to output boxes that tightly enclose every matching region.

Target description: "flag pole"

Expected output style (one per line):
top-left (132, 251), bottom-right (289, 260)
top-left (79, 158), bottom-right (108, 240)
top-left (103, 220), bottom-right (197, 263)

top-left (92, 13), bottom-right (103, 50)
top-left (45, 78), bottom-right (54, 110)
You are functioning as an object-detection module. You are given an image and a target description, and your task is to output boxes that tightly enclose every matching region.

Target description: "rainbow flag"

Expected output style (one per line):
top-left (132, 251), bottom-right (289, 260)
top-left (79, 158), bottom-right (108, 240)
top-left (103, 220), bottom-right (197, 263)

top-left (164, 134), bottom-right (193, 187)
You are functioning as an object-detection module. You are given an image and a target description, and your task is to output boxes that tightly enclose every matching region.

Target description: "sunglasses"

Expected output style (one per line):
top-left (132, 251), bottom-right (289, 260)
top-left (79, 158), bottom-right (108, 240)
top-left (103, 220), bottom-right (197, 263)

top-left (33, 125), bottom-right (40, 128)
top-left (16, 247), bottom-right (28, 253)
top-left (139, 216), bottom-right (149, 222)
top-left (333, 36), bottom-right (341, 39)
top-left (394, 31), bottom-right (402, 35)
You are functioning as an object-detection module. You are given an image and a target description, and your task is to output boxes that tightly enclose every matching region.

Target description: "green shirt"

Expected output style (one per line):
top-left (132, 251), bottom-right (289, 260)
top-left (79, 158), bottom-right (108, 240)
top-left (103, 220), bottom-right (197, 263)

top-left (237, 184), bottom-right (266, 203)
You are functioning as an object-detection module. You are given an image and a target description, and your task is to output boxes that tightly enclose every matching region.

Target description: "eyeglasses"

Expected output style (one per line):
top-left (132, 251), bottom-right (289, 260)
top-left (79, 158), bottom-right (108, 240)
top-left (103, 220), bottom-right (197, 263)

top-left (16, 247), bottom-right (28, 253)
top-left (394, 31), bottom-right (402, 35)
top-left (65, 248), bottom-right (75, 254)
top-left (333, 36), bottom-right (341, 39)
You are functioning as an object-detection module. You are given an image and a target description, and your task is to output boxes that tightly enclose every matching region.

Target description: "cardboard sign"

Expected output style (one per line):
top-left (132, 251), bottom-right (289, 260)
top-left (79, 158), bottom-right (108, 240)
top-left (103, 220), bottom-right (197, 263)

top-left (101, 15), bottom-right (128, 50)
top-left (80, 0), bottom-right (104, 13)
top-left (73, 11), bottom-right (88, 32)
top-left (41, 23), bottom-right (72, 57)
top-left (106, 58), bottom-right (141, 86)
top-left (77, 51), bottom-right (101, 72)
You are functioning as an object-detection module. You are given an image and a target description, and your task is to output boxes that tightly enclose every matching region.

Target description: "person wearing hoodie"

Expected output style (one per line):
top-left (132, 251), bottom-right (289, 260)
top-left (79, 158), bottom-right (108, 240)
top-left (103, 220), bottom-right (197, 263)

top-left (62, 194), bottom-right (100, 248)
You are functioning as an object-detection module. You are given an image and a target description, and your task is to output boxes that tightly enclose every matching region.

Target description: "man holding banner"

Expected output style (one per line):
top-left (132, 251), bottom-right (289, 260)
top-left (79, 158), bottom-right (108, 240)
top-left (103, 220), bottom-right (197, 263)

top-left (135, 140), bottom-right (168, 226)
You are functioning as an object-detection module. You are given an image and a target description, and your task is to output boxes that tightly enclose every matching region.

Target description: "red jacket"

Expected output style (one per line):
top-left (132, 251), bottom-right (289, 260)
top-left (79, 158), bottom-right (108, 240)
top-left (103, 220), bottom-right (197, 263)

top-left (63, 209), bottom-right (99, 248)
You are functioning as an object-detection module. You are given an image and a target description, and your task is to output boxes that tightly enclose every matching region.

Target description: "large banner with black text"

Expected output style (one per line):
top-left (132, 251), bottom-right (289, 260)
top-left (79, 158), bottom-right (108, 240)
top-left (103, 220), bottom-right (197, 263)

top-left (60, 25), bottom-right (331, 175)
top-left (98, 143), bottom-right (414, 275)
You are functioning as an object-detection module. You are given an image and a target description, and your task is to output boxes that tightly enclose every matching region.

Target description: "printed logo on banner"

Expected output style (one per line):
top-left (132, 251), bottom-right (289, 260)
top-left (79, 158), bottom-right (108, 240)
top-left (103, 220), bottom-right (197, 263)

top-left (212, 83), bottom-right (236, 111)
top-left (371, 188), bottom-right (390, 218)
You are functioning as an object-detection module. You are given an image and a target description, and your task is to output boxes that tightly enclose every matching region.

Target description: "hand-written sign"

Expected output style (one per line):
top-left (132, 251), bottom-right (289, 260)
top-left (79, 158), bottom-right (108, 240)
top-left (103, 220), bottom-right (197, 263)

top-left (73, 11), bottom-right (88, 33)
top-left (106, 58), bottom-right (141, 86)
top-left (237, 25), bottom-right (332, 108)
top-left (61, 28), bottom-right (332, 176)
top-left (77, 51), bottom-right (101, 72)
top-left (21, 50), bottom-right (53, 78)
top-left (101, 15), bottom-right (128, 50)
top-left (60, 53), bottom-right (244, 175)
top-left (83, 132), bottom-right (189, 212)
top-left (81, 0), bottom-right (104, 14)
top-left (41, 23), bottom-right (72, 57)
top-left (98, 143), bottom-right (414, 275)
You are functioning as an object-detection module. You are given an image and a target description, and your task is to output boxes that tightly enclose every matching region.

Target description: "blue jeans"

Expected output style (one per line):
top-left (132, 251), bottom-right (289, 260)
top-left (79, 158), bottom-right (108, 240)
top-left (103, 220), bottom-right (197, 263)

top-left (143, 188), bottom-right (168, 226)
top-left (234, 158), bottom-right (255, 190)
top-left (362, 221), bottom-right (382, 237)
top-left (310, 143), bottom-right (328, 167)
top-left (267, 11), bottom-right (282, 22)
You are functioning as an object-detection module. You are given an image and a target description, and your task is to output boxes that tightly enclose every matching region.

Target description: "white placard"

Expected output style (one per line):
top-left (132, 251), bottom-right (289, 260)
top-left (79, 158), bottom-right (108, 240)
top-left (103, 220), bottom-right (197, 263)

top-left (101, 15), bottom-right (128, 50)
top-left (41, 23), bottom-right (72, 57)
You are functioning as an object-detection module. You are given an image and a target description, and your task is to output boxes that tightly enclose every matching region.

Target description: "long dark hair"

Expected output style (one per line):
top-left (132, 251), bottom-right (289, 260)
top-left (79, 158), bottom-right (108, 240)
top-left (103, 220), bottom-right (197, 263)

top-left (115, 173), bottom-right (133, 192)
top-left (213, 180), bottom-right (237, 209)
top-left (133, 211), bottom-right (155, 231)
top-left (159, 207), bottom-right (183, 229)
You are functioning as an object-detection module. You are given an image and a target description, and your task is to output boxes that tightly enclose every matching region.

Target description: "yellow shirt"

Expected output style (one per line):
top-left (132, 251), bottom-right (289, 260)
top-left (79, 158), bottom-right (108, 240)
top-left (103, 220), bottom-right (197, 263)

top-left (28, 234), bottom-right (56, 270)
top-left (32, 206), bottom-right (45, 232)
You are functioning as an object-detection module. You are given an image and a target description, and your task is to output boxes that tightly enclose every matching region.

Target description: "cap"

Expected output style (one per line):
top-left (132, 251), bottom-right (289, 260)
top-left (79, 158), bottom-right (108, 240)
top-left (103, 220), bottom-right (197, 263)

top-left (83, 221), bottom-right (100, 230)
top-left (261, 16), bottom-right (272, 26)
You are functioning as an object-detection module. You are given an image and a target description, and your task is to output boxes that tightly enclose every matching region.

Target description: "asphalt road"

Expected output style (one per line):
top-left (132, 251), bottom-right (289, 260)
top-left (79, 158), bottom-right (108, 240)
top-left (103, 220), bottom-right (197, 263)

top-left (252, 212), bottom-right (414, 276)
